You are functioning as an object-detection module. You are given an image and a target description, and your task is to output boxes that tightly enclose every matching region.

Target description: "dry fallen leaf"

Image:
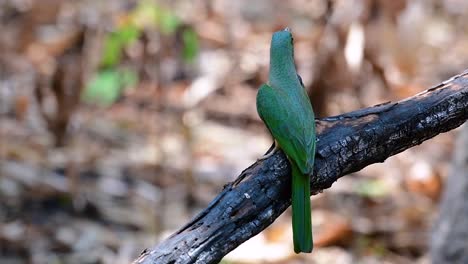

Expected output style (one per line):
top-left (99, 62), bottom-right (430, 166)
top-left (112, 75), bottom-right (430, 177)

top-left (404, 161), bottom-right (442, 200)
top-left (314, 211), bottom-right (353, 248)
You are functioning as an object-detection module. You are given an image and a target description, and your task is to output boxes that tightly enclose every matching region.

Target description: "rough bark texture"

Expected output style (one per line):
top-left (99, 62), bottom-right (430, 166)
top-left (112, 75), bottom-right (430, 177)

top-left (133, 70), bottom-right (468, 264)
top-left (431, 124), bottom-right (468, 263)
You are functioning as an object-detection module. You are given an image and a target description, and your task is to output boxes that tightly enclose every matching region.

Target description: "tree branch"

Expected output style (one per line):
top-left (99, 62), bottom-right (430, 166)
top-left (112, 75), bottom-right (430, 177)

top-left (133, 69), bottom-right (468, 264)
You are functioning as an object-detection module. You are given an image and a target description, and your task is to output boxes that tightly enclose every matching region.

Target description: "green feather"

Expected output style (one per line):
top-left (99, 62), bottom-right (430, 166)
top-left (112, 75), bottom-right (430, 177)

top-left (291, 161), bottom-right (313, 253)
top-left (256, 29), bottom-right (316, 253)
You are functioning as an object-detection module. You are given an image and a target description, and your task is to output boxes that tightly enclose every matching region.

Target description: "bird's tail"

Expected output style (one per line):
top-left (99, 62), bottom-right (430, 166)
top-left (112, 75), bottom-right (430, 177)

top-left (291, 161), bottom-right (313, 253)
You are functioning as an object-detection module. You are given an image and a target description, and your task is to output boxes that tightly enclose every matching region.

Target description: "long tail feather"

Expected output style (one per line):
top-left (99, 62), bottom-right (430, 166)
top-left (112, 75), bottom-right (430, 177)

top-left (291, 161), bottom-right (313, 253)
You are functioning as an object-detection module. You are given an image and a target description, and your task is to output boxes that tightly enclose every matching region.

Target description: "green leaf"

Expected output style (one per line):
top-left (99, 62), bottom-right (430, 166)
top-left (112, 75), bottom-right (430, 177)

top-left (158, 9), bottom-right (180, 34)
top-left (119, 68), bottom-right (138, 88)
top-left (130, 0), bottom-right (179, 34)
top-left (82, 69), bottom-right (138, 107)
top-left (355, 179), bottom-right (389, 198)
top-left (101, 36), bottom-right (124, 68)
top-left (116, 24), bottom-right (141, 44)
top-left (101, 24), bottom-right (141, 67)
top-left (182, 27), bottom-right (199, 62)
top-left (131, 0), bottom-right (159, 28)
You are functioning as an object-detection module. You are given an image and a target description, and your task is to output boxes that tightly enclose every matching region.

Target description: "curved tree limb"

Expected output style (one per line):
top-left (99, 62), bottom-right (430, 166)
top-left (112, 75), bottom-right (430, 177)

top-left (133, 69), bottom-right (468, 264)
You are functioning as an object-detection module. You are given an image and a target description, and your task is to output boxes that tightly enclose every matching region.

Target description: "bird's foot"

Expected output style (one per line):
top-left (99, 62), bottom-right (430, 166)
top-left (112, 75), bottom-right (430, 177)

top-left (257, 141), bottom-right (278, 161)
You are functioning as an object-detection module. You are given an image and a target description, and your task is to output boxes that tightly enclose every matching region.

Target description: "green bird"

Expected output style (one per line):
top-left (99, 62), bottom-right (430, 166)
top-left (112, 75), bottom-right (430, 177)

top-left (256, 28), bottom-right (316, 253)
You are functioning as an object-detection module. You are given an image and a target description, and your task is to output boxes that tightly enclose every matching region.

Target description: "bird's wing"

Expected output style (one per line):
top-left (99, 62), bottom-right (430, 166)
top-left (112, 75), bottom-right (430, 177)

top-left (256, 83), bottom-right (316, 175)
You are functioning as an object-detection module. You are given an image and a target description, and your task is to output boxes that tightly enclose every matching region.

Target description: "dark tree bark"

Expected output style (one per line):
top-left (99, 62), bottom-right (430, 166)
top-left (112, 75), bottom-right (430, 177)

top-left (133, 70), bottom-right (468, 264)
top-left (431, 124), bottom-right (468, 263)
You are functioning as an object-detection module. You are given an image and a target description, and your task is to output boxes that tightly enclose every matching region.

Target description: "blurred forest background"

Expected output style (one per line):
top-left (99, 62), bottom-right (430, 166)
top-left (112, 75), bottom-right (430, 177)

top-left (1, 0), bottom-right (468, 263)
